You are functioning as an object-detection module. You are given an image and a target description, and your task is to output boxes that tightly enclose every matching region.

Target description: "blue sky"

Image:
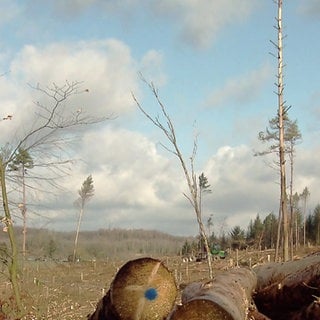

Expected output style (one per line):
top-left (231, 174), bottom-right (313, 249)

top-left (0, 0), bottom-right (320, 237)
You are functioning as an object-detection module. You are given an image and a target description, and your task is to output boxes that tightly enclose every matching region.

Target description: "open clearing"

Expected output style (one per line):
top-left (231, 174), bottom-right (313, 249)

top-left (1, 247), bottom-right (318, 319)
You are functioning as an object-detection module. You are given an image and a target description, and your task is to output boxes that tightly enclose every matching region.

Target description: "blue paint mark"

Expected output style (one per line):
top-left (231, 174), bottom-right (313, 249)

top-left (144, 288), bottom-right (158, 301)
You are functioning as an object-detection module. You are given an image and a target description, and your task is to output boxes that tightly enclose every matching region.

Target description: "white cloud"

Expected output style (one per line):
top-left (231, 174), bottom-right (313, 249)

top-left (0, 39), bottom-right (146, 148)
top-left (140, 50), bottom-right (167, 87)
top-left (205, 64), bottom-right (272, 108)
top-left (10, 39), bottom-right (139, 116)
top-left (43, 0), bottom-right (257, 49)
top-left (25, 125), bottom-right (193, 234)
top-left (0, 0), bottom-right (21, 27)
top-left (0, 39), bottom-right (166, 146)
top-left (77, 126), bottom-right (178, 208)
top-left (1, 0), bottom-right (319, 239)
top-left (298, 1), bottom-right (320, 18)
top-left (9, 123), bottom-right (320, 237)
top-left (151, 0), bottom-right (257, 48)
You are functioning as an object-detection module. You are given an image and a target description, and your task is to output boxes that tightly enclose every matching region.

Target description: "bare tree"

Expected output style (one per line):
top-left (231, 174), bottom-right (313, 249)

top-left (300, 186), bottom-right (310, 247)
top-left (275, 0), bottom-right (289, 262)
top-left (287, 120), bottom-right (302, 257)
top-left (198, 173), bottom-right (212, 251)
top-left (132, 81), bottom-right (213, 279)
top-left (256, 116), bottom-right (301, 259)
top-left (0, 81), bottom-right (109, 313)
top-left (258, 0), bottom-right (290, 262)
top-left (73, 174), bottom-right (95, 263)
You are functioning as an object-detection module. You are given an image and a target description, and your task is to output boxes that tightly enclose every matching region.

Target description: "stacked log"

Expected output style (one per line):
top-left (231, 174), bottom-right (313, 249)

top-left (253, 252), bottom-right (320, 319)
top-left (88, 257), bottom-right (177, 320)
top-left (89, 252), bottom-right (320, 319)
top-left (168, 268), bottom-right (260, 320)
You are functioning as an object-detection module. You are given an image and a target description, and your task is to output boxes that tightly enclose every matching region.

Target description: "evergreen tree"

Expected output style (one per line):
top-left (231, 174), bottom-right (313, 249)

top-left (300, 187), bottom-right (310, 246)
top-left (312, 204), bottom-right (320, 244)
top-left (230, 226), bottom-right (245, 249)
top-left (8, 148), bottom-right (34, 258)
top-left (263, 212), bottom-right (278, 249)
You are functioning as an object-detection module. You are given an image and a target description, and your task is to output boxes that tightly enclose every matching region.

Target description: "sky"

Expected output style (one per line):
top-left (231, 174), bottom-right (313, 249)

top-left (0, 0), bottom-right (320, 237)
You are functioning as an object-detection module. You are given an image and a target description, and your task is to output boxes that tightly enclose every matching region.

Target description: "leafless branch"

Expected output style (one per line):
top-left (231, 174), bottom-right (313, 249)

top-left (133, 77), bottom-right (213, 278)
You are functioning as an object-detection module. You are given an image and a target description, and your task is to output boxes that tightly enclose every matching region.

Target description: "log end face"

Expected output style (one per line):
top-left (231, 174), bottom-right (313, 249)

top-left (110, 257), bottom-right (177, 320)
top-left (169, 299), bottom-right (234, 320)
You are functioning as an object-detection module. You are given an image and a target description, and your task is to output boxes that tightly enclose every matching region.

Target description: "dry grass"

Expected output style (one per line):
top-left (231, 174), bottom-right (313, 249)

top-left (0, 247), bottom-right (317, 319)
top-left (1, 256), bottom-right (225, 319)
top-left (1, 259), bottom-right (123, 319)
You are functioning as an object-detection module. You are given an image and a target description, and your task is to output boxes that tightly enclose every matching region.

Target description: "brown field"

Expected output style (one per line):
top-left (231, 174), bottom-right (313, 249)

top-left (0, 247), bottom-right (317, 319)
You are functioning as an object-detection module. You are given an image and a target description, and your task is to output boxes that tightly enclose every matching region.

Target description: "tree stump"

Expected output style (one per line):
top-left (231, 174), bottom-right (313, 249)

top-left (169, 268), bottom-right (257, 320)
top-left (89, 257), bottom-right (177, 320)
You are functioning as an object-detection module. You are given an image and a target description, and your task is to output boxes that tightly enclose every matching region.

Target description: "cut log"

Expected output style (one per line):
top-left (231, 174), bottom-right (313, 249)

top-left (87, 290), bottom-right (119, 320)
top-left (253, 252), bottom-right (320, 320)
top-left (89, 257), bottom-right (177, 320)
top-left (168, 268), bottom-right (258, 320)
top-left (290, 299), bottom-right (320, 320)
top-left (110, 257), bottom-right (177, 320)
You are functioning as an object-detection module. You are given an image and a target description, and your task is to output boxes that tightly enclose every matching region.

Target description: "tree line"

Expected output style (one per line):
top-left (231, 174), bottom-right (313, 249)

top-left (181, 202), bottom-right (320, 257)
top-left (0, 227), bottom-right (193, 262)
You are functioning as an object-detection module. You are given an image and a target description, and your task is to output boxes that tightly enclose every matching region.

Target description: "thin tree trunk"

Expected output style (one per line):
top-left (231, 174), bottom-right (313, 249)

top-left (0, 161), bottom-right (22, 312)
top-left (275, 205), bottom-right (282, 262)
top-left (303, 197), bottom-right (307, 247)
top-left (133, 86), bottom-right (213, 279)
top-left (277, 0), bottom-right (289, 262)
top-left (289, 148), bottom-right (294, 258)
top-left (22, 164), bottom-right (27, 258)
top-left (73, 206), bottom-right (83, 262)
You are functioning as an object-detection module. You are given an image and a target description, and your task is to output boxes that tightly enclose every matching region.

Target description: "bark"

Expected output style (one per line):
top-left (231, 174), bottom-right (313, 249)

top-left (253, 252), bottom-right (320, 319)
top-left (88, 257), bottom-right (177, 320)
top-left (168, 268), bottom-right (258, 320)
top-left (88, 253), bottom-right (320, 320)
top-left (0, 160), bottom-right (22, 312)
top-left (290, 299), bottom-right (320, 320)
top-left (87, 291), bottom-right (119, 320)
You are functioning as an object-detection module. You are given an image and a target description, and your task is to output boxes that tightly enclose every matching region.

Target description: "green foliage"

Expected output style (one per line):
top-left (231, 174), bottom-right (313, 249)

top-left (263, 212), bottom-right (278, 249)
top-left (230, 226), bottom-right (245, 241)
top-left (256, 115), bottom-right (302, 156)
top-left (199, 173), bottom-right (211, 193)
top-left (75, 174), bottom-right (94, 208)
top-left (181, 240), bottom-right (192, 256)
top-left (8, 147), bottom-right (34, 172)
top-left (46, 239), bottom-right (57, 258)
top-left (230, 226), bottom-right (246, 249)
top-left (311, 204), bottom-right (320, 244)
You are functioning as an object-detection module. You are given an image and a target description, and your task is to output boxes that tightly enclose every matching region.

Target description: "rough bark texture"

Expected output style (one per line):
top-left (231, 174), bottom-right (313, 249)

top-left (88, 253), bottom-right (320, 319)
top-left (88, 257), bottom-right (177, 320)
top-left (253, 252), bottom-right (320, 319)
top-left (87, 291), bottom-right (119, 320)
top-left (169, 268), bottom-right (257, 320)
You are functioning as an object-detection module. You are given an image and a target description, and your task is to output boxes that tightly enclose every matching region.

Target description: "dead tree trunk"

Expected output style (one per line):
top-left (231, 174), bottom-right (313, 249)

top-left (253, 252), bottom-right (320, 319)
top-left (168, 268), bottom-right (259, 320)
top-left (88, 257), bottom-right (177, 320)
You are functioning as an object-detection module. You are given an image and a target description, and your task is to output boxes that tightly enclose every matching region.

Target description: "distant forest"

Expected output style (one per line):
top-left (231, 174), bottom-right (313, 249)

top-left (1, 202), bottom-right (319, 262)
top-left (0, 227), bottom-right (195, 261)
